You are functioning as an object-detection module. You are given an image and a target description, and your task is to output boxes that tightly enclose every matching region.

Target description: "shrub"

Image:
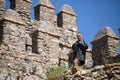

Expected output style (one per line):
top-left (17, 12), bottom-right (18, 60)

top-left (46, 66), bottom-right (68, 80)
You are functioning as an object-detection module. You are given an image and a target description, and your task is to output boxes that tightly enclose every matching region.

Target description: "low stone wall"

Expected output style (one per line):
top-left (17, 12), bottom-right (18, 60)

top-left (64, 63), bottom-right (120, 80)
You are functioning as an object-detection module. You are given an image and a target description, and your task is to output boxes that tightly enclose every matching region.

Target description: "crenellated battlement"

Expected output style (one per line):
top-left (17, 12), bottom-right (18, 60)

top-left (0, 0), bottom-right (119, 79)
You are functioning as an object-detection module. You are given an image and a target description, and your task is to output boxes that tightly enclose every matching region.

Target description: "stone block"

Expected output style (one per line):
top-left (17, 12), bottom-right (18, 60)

top-left (72, 66), bottom-right (83, 74)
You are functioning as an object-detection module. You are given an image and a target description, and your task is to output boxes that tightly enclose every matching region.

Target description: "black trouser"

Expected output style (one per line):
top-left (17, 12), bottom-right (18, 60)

top-left (78, 60), bottom-right (85, 66)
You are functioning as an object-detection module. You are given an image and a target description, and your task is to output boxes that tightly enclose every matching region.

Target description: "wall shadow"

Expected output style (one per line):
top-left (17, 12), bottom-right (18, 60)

top-left (0, 21), bottom-right (3, 46)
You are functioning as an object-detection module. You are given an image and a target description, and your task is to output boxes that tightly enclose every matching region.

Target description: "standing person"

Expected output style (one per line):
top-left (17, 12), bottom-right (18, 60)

top-left (72, 32), bottom-right (88, 66)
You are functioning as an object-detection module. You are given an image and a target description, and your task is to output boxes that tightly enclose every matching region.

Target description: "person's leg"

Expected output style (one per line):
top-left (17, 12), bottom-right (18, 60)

top-left (79, 60), bottom-right (85, 66)
top-left (74, 58), bottom-right (79, 66)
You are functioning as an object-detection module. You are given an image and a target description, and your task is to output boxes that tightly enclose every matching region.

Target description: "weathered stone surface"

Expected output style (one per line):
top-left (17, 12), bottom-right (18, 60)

top-left (57, 5), bottom-right (77, 65)
top-left (91, 26), bottom-right (119, 65)
top-left (0, 9), bottom-right (26, 55)
top-left (92, 26), bottom-right (118, 42)
top-left (34, 0), bottom-right (55, 25)
top-left (64, 63), bottom-right (120, 80)
top-left (36, 0), bottom-right (55, 9)
top-left (9, 0), bottom-right (32, 33)
top-left (0, 0), bottom-right (6, 20)
top-left (32, 29), bottom-right (60, 66)
top-left (25, 34), bottom-right (32, 53)
top-left (0, 0), bottom-right (83, 79)
top-left (0, 0), bottom-right (119, 80)
top-left (25, 34), bottom-right (32, 46)
top-left (59, 4), bottom-right (76, 16)
top-left (57, 4), bottom-right (77, 29)
top-left (10, 0), bottom-right (32, 21)
top-left (2, 9), bottom-right (25, 25)
top-left (0, 52), bottom-right (48, 80)
top-left (85, 48), bottom-right (93, 68)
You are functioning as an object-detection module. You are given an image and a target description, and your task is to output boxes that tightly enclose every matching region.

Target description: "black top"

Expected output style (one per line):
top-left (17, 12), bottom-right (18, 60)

top-left (72, 39), bottom-right (88, 61)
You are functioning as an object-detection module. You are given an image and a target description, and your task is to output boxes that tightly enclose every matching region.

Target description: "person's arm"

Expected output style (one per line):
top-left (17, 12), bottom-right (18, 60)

top-left (83, 40), bottom-right (88, 49)
top-left (77, 40), bottom-right (88, 50)
top-left (72, 42), bottom-right (77, 53)
top-left (72, 43), bottom-right (74, 50)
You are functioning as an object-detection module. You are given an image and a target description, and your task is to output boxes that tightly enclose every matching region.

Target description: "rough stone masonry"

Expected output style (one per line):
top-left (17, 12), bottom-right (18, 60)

top-left (0, 0), bottom-right (119, 80)
top-left (0, 0), bottom-right (78, 79)
top-left (91, 26), bottom-right (120, 66)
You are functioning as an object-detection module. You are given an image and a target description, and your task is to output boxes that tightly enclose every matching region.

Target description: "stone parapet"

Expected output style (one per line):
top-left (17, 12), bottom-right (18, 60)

top-left (9, 0), bottom-right (32, 33)
top-left (0, 9), bottom-right (26, 54)
top-left (58, 4), bottom-right (76, 16)
top-left (91, 26), bottom-right (119, 65)
top-left (0, 0), bottom-right (6, 20)
top-left (1, 9), bottom-right (25, 26)
top-left (92, 26), bottom-right (119, 42)
top-left (34, 0), bottom-right (55, 24)
top-left (35, 0), bottom-right (55, 9)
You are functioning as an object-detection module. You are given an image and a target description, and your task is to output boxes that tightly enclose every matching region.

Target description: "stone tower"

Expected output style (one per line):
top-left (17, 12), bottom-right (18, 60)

top-left (57, 4), bottom-right (76, 28)
top-left (34, 0), bottom-right (55, 24)
top-left (32, 0), bottom-right (62, 66)
top-left (0, 0), bottom-right (6, 20)
top-left (57, 4), bottom-right (77, 44)
top-left (91, 26), bottom-right (119, 65)
top-left (9, 0), bottom-right (31, 32)
top-left (0, 9), bottom-right (26, 54)
top-left (57, 5), bottom-right (77, 64)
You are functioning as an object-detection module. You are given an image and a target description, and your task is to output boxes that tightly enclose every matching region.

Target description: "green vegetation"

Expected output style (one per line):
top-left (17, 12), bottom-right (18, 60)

top-left (46, 66), bottom-right (69, 80)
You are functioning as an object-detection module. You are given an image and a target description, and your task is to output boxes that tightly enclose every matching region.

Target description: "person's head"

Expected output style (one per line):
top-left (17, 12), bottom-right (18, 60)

top-left (77, 32), bottom-right (82, 40)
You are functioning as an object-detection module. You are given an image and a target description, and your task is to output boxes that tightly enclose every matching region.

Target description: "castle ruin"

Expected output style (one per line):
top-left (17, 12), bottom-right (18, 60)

top-left (0, 0), bottom-right (119, 79)
top-left (0, 0), bottom-right (78, 79)
top-left (91, 27), bottom-right (120, 65)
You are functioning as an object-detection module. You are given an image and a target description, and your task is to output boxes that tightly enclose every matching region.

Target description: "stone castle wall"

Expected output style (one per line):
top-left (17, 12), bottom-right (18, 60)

top-left (0, 9), bottom-right (26, 54)
top-left (0, 0), bottom-right (78, 79)
top-left (0, 0), bottom-right (6, 20)
top-left (34, 1), bottom-right (55, 24)
top-left (0, 0), bottom-right (119, 79)
top-left (10, 0), bottom-right (32, 33)
top-left (91, 27), bottom-right (119, 65)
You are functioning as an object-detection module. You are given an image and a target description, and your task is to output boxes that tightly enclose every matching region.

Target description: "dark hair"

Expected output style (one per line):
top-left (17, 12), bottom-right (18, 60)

top-left (77, 32), bottom-right (81, 35)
